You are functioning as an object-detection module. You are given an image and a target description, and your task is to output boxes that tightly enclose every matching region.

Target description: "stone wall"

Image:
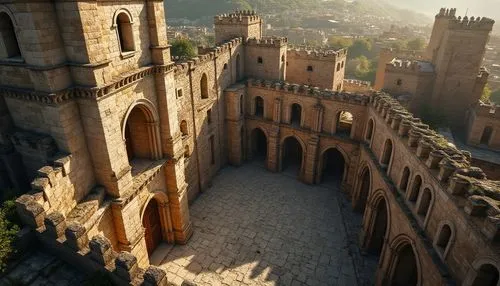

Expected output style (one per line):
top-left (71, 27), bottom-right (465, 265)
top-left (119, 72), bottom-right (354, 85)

top-left (466, 104), bottom-right (500, 150)
top-left (245, 37), bottom-right (287, 81)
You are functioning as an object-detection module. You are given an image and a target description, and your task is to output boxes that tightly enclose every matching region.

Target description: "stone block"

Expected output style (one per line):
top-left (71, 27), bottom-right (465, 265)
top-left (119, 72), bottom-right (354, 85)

top-left (15, 195), bottom-right (46, 229)
top-left (44, 212), bottom-right (66, 239)
top-left (65, 223), bottom-right (89, 251)
top-left (115, 251), bottom-right (139, 282)
top-left (89, 235), bottom-right (115, 266)
top-left (143, 266), bottom-right (168, 286)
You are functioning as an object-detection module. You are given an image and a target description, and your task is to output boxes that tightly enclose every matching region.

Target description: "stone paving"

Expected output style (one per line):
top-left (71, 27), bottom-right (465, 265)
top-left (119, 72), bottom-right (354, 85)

top-left (155, 163), bottom-right (378, 286)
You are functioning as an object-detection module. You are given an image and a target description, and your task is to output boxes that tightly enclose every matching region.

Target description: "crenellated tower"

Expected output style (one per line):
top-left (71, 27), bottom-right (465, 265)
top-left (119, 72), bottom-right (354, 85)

top-left (214, 10), bottom-right (262, 44)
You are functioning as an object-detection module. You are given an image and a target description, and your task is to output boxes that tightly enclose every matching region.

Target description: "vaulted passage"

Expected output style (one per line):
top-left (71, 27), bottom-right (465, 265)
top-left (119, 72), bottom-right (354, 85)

top-left (320, 148), bottom-right (345, 186)
top-left (143, 199), bottom-right (162, 256)
top-left (368, 199), bottom-right (387, 255)
top-left (250, 128), bottom-right (267, 161)
top-left (282, 137), bottom-right (303, 176)
top-left (391, 244), bottom-right (418, 286)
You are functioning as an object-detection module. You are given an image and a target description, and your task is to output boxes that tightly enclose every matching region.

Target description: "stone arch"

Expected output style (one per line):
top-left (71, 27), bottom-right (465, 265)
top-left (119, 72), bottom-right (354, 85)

top-left (0, 8), bottom-right (21, 59)
top-left (122, 99), bottom-right (162, 162)
top-left (254, 96), bottom-right (264, 117)
top-left (112, 9), bottom-right (135, 52)
top-left (417, 187), bottom-right (433, 223)
top-left (280, 135), bottom-right (306, 176)
top-left (466, 258), bottom-right (500, 286)
top-left (290, 103), bottom-right (302, 126)
top-left (399, 167), bottom-right (411, 193)
top-left (201, 73), bottom-right (209, 99)
top-left (250, 127), bottom-right (268, 162)
top-left (363, 190), bottom-right (390, 255)
top-left (353, 165), bottom-right (371, 213)
top-left (408, 174), bottom-right (423, 203)
top-left (336, 110), bottom-right (354, 136)
top-left (365, 118), bottom-right (375, 142)
top-left (140, 191), bottom-right (174, 257)
top-left (381, 138), bottom-right (394, 171)
top-left (387, 235), bottom-right (421, 286)
top-left (317, 147), bottom-right (348, 187)
top-left (480, 126), bottom-right (493, 145)
top-left (433, 221), bottom-right (455, 260)
top-left (236, 53), bottom-right (241, 80)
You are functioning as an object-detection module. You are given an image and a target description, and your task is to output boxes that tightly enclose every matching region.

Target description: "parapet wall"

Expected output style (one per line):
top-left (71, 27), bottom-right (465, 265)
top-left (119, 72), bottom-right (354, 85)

top-left (448, 16), bottom-right (495, 31)
top-left (474, 103), bottom-right (500, 118)
top-left (287, 47), bottom-right (347, 61)
top-left (372, 92), bottom-right (500, 245)
top-left (15, 194), bottom-right (167, 285)
top-left (246, 78), bottom-right (369, 106)
top-left (214, 10), bottom-right (261, 25)
top-left (246, 36), bottom-right (288, 48)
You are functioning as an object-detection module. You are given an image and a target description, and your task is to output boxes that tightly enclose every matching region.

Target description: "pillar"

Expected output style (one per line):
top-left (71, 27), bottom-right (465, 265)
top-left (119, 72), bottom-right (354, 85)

top-left (267, 125), bottom-right (280, 172)
top-left (303, 135), bottom-right (319, 184)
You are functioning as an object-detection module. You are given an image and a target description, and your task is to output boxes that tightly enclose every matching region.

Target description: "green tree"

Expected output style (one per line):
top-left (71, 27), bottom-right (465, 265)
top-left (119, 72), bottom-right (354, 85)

top-left (481, 84), bottom-right (492, 103)
top-left (407, 37), bottom-right (426, 51)
top-left (328, 36), bottom-right (353, 50)
top-left (0, 200), bottom-right (19, 271)
top-left (170, 38), bottom-right (197, 59)
top-left (390, 40), bottom-right (407, 52)
top-left (348, 38), bottom-right (372, 59)
top-left (490, 89), bottom-right (500, 104)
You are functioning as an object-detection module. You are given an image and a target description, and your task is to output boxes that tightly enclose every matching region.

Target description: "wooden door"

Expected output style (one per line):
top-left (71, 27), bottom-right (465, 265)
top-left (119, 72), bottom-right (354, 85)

top-left (143, 199), bottom-right (162, 255)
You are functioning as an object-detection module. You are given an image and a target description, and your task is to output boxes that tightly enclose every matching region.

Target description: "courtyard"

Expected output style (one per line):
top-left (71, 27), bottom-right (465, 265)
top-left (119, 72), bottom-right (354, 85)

top-left (153, 163), bottom-right (377, 286)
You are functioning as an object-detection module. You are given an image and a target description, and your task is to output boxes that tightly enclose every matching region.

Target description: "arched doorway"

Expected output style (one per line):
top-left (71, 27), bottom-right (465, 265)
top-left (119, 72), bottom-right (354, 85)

top-left (319, 148), bottom-right (346, 187)
top-left (472, 264), bottom-right (499, 286)
top-left (282, 136), bottom-right (303, 176)
top-left (391, 244), bottom-right (418, 286)
top-left (336, 111), bottom-right (353, 136)
top-left (368, 198), bottom-right (388, 255)
top-left (290, 104), bottom-right (302, 126)
top-left (250, 128), bottom-right (267, 162)
top-left (355, 167), bottom-right (370, 213)
top-left (142, 199), bottom-right (162, 255)
top-left (480, 126), bottom-right (493, 145)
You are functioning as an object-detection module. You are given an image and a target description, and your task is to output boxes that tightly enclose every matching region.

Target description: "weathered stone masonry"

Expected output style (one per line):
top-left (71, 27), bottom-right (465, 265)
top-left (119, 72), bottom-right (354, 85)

top-left (1, 3), bottom-right (500, 286)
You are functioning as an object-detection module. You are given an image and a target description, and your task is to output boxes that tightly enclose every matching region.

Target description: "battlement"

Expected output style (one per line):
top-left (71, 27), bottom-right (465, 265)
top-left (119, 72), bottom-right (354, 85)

top-left (15, 194), bottom-right (167, 285)
top-left (436, 8), bottom-right (457, 18)
top-left (372, 92), bottom-right (500, 243)
top-left (287, 47), bottom-right (347, 61)
top-left (173, 37), bottom-right (243, 74)
top-left (214, 10), bottom-right (261, 25)
top-left (448, 15), bottom-right (495, 31)
top-left (385, 59), bottom-right (434, 74)
top-left (246, 78), bottom-right (370, 105)
top-left (474, 103), bottom-right (500, 118)
top-left (246, 36), bottom-right (288, 48)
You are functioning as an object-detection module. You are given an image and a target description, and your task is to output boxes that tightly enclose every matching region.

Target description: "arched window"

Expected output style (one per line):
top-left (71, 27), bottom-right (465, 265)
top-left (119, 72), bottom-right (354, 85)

top-left (396, 79), bottom-right (403, 86)
top-left (290, 104), bottom-right (302, 126)
top-left (472, 264), bottom-right (499, 286)
top-left (254, 96), bottom-right (264, 117)
top-left (184, 145), bottom-right (190, 158)
top-left (307, 65), bottom-right (313, 72)
top-left (281, 55), bottom-right (285, 62)
top-left (480, 126), bottom-right (493, 145)
top-left (223, 63), bottom-right (228, 70)
top-left (365, 119), bottom-right (374, 142)
top-left (381, 139), bottom-right (393, 168)
top-left (341, 61), bottom-right (344, 68)
top-left (399, 167), bottom-right (411, 192)
top-left (257, 57), bottom-right (263, 64)
top-left (200, 73), bottom-right (209, 99)
top-left (417, 188), bottom-right (432, 218)
top-left (337, 111), bottom-right (353, 136)
top-left (408, 175), bottom-right (422, 203)
top-left (116, 12), bottom-right (135, 52)
top-left (435, 224), bottom-right (452, 255)
top-left (336, 62), bottom-right (341, 71)
top-left (0, 12), bottom-right (21, 59)
top-left (180, 120), bottom-right (188, 136)
top-left (240, 94), bottom-right (244, 116)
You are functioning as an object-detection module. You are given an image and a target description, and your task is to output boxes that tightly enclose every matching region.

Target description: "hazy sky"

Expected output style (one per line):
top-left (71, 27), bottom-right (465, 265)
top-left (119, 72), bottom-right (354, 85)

top-left (388, 0), bottom-right (499, 21)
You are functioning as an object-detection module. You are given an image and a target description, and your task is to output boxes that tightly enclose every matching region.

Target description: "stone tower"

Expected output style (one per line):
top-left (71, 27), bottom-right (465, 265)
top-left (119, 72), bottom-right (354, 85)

top-left (214, 10), bottom-right (262, 44)
top-left (428, 8), bottom-right (494, 123)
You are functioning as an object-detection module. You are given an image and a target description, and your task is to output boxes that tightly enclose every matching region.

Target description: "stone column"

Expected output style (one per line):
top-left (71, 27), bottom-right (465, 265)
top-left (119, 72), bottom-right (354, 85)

top-left (273, 98), bottom-right (282, 123)
top-left (303, 136), bottom-right (319, 184)
top-left (313, 104), bottom-right (324, 133)
top-left (267, 125), bottom-right (280, 172)
top-left (165, 159), bottom-right (192, 244)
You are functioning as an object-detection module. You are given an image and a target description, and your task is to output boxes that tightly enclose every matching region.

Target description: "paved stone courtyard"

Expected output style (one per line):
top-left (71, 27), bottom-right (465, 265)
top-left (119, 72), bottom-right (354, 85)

top-left (154, 163), bottom-right (377, 286)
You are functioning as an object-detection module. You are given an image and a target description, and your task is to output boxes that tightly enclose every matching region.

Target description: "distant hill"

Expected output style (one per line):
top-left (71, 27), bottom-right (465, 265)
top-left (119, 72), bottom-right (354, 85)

top-left (164, 0), bottom-right (432, 26)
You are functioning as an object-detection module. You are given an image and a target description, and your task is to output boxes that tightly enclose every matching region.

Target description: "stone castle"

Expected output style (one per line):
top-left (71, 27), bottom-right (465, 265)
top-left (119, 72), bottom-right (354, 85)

top-left (0, 2), bottom-right (499, 286)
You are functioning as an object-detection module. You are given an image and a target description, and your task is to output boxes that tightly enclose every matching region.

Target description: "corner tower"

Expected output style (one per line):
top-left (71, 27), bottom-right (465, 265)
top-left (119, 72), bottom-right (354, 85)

top-left (214, 10), bottom-right (262, 44)
top-left (429, 8), bottom-right (494, 123)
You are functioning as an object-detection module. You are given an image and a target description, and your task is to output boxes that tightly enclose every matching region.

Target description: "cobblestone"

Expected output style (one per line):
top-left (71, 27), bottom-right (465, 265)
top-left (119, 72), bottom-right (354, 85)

top-left (156, 164), bottom-right (377, 286)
